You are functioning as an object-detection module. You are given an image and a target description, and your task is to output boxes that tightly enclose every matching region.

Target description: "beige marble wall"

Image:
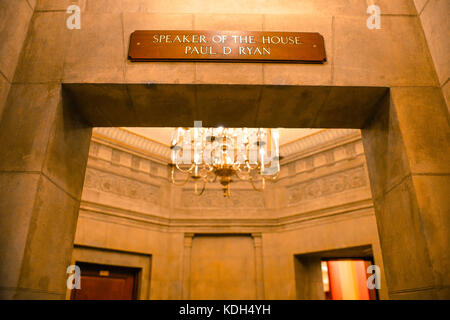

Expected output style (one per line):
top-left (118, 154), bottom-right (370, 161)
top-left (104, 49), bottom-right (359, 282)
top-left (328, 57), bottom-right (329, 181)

top-left (189, 235), bottom-right (257, 299)
top-left (362, 88), bottom-right (450, 299)
top-left (0, 0), bottom-right (35, 119)
top-left (0, 0), bottom-right (448, 300)
top-left (23, 0), bottom-right (436, 87)
top-left (414, 0), bottom-right (450, 112)
top-left (0, 84), bottom-right (92, 299)
top-left (72, 130), bottom-right (388, 299)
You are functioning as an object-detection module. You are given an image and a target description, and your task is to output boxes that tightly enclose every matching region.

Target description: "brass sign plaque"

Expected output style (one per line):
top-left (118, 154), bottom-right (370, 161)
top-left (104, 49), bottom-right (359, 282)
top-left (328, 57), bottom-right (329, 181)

top-left (128, 30), bottom-right (326, 63)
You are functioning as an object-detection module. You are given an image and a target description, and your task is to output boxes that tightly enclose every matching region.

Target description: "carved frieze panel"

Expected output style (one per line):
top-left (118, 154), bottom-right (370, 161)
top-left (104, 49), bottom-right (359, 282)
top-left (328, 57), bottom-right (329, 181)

top-left (344, 143), bottom-right (357, 158)
top-left (90, 142), bottom-right (100, 157)
top-left (324, 150), bottom-right (335, 164)
top-left (84, 168), bottom-right (160, 204)
top-left (131, 155), bottom-right (140, 171)
top-left (287, 166), bottom-right (367, 205)
top-left (181, 189), bottom-right (265, 208)
top-left (111, 149), bottom-right (121, 164)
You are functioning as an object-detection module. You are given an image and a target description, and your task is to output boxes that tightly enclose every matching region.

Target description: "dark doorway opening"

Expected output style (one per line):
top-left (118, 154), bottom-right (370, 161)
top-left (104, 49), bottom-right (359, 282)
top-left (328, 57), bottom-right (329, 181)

top-left (70, 262), bottom-right (140, 300)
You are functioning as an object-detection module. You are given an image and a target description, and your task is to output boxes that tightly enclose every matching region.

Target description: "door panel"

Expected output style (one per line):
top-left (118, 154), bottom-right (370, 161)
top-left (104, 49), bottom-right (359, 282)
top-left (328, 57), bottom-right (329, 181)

top-left (71, 262), bottom-right (139, 300)
top-left (189, 235), bottom-right (256, 300)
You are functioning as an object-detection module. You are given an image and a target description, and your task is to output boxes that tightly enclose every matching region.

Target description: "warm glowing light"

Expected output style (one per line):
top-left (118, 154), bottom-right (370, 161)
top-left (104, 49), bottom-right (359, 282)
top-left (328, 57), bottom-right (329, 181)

top-left (170, 126), bottom-right (280, 197)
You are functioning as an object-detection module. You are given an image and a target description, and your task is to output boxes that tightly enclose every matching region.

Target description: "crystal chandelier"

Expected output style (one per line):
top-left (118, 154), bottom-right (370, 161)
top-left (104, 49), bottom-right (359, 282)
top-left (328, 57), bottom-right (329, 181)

top-left (170, 126), bottom-right (280, 197)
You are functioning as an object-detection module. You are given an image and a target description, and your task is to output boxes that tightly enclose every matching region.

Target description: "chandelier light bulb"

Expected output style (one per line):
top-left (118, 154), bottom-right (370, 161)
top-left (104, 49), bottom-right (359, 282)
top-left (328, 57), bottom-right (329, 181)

top-left (170, 126), bottom-right (280, 197)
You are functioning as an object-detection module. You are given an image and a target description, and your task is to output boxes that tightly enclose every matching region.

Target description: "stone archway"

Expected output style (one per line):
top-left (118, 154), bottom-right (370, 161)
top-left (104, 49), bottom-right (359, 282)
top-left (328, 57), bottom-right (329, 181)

top-left (0, 82), bottom-right (448, 299)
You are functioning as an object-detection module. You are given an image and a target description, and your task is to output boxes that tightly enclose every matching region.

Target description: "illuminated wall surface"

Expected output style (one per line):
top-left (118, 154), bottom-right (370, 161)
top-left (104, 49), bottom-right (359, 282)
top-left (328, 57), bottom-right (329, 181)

top-left (0, 0), bottom-right (448, 300)
top-left (325, 260), bottom-right (376, 300)
top-left (71, 127), bottom-right (386, 300)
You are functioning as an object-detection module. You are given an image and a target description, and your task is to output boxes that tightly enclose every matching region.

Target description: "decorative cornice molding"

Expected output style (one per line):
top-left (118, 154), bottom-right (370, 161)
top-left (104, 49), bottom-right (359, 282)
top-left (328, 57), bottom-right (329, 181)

top-left (92, 127), bottom-right (362, 164)
top-left (79, 198), bottom-right (374, 232)
top-left (280, 129), bottom-right (361, 161)
top-left (93, 127), bottom-right (171, 161)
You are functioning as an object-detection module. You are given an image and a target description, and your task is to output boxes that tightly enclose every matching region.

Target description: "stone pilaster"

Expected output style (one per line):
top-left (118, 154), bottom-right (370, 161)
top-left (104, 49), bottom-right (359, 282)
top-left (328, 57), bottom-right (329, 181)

top-left (252, 233), bottom-right (265, 299)
top-left (182, 233), bottom-right (194, 299)
top-left (362, 87), bottom-right (450, 299)
top-left (0, 83), bottom-right (92, 299)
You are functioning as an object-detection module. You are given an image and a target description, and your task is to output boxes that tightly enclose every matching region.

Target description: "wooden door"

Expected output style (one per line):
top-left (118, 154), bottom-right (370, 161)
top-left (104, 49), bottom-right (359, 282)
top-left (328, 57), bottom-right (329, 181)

top-left (71, 262), bottom-right (139, 300)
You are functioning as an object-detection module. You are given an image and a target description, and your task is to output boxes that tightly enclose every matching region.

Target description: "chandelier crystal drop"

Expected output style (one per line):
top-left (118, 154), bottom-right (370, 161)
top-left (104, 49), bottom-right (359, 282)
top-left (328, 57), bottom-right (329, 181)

top-left (170, 127), bottom-right (280, 197)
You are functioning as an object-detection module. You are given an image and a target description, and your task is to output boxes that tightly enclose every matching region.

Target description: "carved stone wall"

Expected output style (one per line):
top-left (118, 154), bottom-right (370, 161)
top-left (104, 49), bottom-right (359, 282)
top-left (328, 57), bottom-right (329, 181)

top-left (81, 128), bottom-right (370, 213)
top-left (73, 128), bottom-right (387, 299)
top-left (181, 188), bottom-right (265, 208)
top-left (84, 169), bottom-right (160, 205)
top-left (287, 166), bottom-right (367, 205)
